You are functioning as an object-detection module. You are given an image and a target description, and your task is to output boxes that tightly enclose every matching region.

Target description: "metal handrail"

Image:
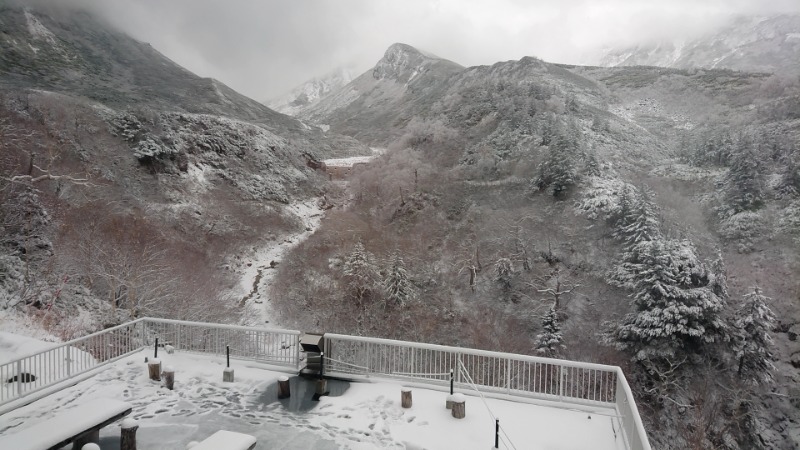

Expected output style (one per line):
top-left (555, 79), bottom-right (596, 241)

top-left (0, 318), bottom-right (301, 408)
top-left (323, 333), bottom-right (652, 450)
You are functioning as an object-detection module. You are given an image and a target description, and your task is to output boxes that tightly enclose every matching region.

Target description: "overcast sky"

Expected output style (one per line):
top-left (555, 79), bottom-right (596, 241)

top-left (66, 0), bottom-right (800, 101)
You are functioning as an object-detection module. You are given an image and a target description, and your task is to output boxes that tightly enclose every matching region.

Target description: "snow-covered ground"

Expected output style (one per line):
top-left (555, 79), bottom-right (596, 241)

top-left (0, 350), bottom-right (626, 450)
top-left (234, 199), bottom-right (324, 326)
top-left (324, 147), bottom-right (385, 168)
top-left (233, 149), bottom-right (384, 327)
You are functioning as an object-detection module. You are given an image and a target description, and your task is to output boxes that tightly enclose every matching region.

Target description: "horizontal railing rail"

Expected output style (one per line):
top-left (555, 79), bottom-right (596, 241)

top-left (323, 333), bottom-right (651, 450)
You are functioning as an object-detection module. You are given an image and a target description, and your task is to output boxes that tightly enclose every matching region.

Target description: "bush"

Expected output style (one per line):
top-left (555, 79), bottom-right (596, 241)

top-left (719, 211), bottom-right (763, 252)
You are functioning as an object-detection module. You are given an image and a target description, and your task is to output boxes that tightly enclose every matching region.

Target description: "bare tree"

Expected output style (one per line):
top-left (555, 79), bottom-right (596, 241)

top-left (531, 266), bottom-right (580, 311)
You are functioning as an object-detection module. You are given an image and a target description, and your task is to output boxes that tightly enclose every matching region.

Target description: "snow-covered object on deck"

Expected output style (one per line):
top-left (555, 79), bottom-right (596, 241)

top-left (190, 430), bottom-right (257, 450)
top-left (0, 398), bottom-right (132, 450)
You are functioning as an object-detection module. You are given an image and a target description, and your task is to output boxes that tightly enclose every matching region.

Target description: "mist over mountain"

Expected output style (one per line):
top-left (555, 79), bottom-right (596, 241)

top-left (594, 14), bottom-right (800, 75)
top-left (266, 65), bottom-right (361, 117)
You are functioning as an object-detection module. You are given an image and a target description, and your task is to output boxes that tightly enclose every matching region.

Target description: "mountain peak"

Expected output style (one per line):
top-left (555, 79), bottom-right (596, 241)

top-left (372, 43), bottom-right (457, 83)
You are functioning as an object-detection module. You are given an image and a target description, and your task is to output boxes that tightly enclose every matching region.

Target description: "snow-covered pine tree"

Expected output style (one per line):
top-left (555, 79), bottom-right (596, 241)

top-left (779, 150), bottom-right (800, 196)
top-left (383, 251), bottom-right (415, 307)
top-left (615, 186), bottom-right (661, 247)
top-left (582, 146), bottom-right (601, 177)
top-left (732, 287), bottom-right (777, 385)
top-left (721, 135), bottom-right (764, 217)
top-left (612, 182), bottom-right (638, 232)
top-left (533, 132), bottom-right (579, 198)
top-left (535, 305), bottom-right (564, 357)
top-left (607, 239), bottom-right (728, 362)
top-left (343, 241), bottom-right (379, 303)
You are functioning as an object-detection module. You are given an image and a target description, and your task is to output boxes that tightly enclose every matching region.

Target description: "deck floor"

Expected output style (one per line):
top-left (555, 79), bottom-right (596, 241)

top-left (0, 352), bottom-right (627, 450)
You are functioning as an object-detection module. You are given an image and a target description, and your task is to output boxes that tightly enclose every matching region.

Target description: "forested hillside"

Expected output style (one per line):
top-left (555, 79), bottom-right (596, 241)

top-left (0, 5), bottom-right (366, 334)
top-left (272, 44), bottom-right (800, 449)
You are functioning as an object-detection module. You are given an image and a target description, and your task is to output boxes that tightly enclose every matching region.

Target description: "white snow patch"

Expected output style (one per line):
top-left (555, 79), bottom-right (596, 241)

top-left (324, 148), bottom-right (381, 168)
top-left (185, 163), bottom-right (210, 193)
top-left (24, 10), bottom-right (58, 46)
top-left (0, 331), bottom-right (57, 364)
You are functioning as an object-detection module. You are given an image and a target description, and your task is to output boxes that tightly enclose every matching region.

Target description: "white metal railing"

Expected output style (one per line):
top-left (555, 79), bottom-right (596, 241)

top-left (323, 333), bottom-right (652, 450)
top-left (0, 318), bottom-right (301, 409)
top-left (139, 318), bottom-right (301, 367)
top-left (0, 320), bottom-right (650, 450)
top-left (0, 319), bottom-right (145, 406)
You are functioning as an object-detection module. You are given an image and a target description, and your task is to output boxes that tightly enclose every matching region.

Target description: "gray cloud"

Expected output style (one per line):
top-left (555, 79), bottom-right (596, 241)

top-left (23, 0), bottom-right (800, 100)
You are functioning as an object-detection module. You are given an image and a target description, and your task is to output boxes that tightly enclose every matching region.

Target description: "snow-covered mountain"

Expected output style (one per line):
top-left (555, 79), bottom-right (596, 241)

top-left (298, 43), bottom-right (463, 142)
top-left (594, 15), bottom-right (800, 74)
top-left (266, 65), bottom-right (359, 116)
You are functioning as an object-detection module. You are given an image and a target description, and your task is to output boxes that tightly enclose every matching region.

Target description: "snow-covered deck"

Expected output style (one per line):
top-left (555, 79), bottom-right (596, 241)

top-left (0, 351), bottom-right (627, 450)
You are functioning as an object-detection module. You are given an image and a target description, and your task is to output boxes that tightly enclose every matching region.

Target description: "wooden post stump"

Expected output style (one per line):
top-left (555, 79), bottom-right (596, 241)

top-left (163, 366), bottom-right (175, 390)
top-left (148, 359), bottom-right (161, 382)
top-left (223, 367), bottom-right (234, 383)
top-left (278, 376), bottom-right (290, 399)
top-left (121, 418), bottom-right (139, 450)
top-left (446, 393), bottom-right (458, 409)
top-left (401, 387), bottom-right (412, 408)
top-left (315, 378), bottom-right (328, 396)
top-left (451, 393), bottom-right (466, 419)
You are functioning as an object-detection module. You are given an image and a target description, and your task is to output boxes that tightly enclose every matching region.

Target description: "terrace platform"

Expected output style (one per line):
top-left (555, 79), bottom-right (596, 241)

top-left (0, 351), bottom-right (627, 449)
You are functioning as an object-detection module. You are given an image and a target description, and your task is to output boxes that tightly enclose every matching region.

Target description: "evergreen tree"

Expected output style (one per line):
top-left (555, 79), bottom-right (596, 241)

top-left (732, 287), bottom-right (777, 385)
top-left (607, 239), bottom-right (728, 362)
top-left (582, 146), bottom-right (601, 177)
top-left (779, 151), bottom-right (800, 195)
top-left (721, 136), bottom-right (764, 217)
top-left (533, 132), bottom-right (579, 198)
top-left (539, 113), bottom-right (557, 146)
top-left (343, 241), bottom-right (379, 303)
top-left (535, 305), bottom-right (564, 357)
top-left (615, 186), bottom-right (661, 247)
top-left (383, 251), bottom-right (415, 307)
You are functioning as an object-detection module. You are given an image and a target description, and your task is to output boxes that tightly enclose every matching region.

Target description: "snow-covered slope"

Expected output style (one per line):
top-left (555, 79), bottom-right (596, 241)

top-left (595, 15), bottom-right (800, 74)
top-left (266, 66), bottom-right (358, 116)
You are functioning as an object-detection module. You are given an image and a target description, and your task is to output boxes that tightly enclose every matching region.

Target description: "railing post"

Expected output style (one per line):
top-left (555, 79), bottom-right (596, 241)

top-left (66, 347), bottom-right (72, 377)
top-left (495, 418), bottom-right (500, 449)
top-left (177, 324), bottom-right (181, 352)
top-left (456, 353), bottom-right (462, 385)
top-left (506, 359), bottom-right (511, 395)
top-left (559, 365), bottom-right (564, 400)
top-left (16, 360), bottom-right (22, 397)
top-left (296, 334), bottom-right (302, 371)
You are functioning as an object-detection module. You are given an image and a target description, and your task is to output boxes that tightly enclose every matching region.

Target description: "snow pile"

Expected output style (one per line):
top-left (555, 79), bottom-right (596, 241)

top-left (0, 331), bottom-right (57, 364)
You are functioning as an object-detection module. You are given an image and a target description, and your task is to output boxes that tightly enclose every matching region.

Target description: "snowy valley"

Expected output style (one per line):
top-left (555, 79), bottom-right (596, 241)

top-left (0, 3), bottom-right (799, 450)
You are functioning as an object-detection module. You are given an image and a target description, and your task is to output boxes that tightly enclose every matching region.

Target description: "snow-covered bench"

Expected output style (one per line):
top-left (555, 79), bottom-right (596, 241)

top-left (0, 398), bottom-right (132, 450)
top-left (188, 430), bottom-right (257, 450)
